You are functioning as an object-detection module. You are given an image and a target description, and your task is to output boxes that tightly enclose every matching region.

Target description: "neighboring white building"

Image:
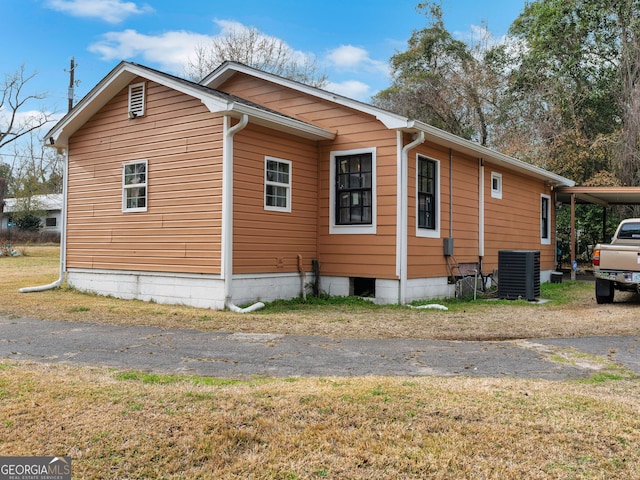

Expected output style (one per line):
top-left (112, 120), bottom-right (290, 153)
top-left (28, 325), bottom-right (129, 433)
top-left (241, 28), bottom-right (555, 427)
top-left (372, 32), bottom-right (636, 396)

top-left (1, 194), bottom-right (63, 233)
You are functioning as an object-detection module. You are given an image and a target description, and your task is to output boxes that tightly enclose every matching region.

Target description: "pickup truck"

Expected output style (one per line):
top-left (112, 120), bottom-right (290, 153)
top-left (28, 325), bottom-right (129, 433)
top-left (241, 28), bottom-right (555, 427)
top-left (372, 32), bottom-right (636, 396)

top-left (592, 218), bottom-right (640, 303)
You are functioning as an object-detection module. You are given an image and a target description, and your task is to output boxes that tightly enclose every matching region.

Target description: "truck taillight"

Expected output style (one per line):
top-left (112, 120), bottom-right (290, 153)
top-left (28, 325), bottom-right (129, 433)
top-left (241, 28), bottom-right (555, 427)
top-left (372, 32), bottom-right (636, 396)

top-left (593, 249), bottom-right (600, 267)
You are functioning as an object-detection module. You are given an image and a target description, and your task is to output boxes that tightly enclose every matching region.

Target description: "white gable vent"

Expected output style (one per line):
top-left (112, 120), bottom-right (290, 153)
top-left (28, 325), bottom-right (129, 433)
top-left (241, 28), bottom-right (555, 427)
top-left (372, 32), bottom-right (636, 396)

top-left (128, 82), bottom-right (145, 118)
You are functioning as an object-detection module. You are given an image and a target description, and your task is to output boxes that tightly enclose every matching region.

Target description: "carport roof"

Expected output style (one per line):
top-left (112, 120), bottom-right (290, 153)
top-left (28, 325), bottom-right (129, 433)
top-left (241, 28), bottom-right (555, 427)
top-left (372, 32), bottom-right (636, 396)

top-left (555, 186), bottom-right (640, 206)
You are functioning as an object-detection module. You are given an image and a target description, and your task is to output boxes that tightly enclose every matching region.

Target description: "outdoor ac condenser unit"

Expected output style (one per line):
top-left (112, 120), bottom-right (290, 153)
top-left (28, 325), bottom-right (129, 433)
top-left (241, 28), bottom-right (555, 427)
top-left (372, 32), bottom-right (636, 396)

top-left (497, 250), bottom-right (540, 301)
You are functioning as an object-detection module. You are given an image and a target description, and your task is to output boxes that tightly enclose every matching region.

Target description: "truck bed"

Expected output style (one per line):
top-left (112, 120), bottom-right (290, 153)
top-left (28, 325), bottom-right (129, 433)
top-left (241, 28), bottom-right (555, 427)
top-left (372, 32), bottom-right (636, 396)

top-left (596, 244), bottom-right (640, 272)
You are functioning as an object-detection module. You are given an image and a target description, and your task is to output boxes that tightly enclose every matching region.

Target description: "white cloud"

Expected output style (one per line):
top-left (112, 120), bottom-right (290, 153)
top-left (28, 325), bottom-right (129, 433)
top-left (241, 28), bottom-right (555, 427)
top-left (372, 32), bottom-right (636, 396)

top-left (86, 20), bottom-right (387, 101)
top-left (327, 45), bottom-right (369, 68)
top-left (89, 29), bottom-right (212, 73)
top-left (325, 80), bottom-right (371, 101)
top-left (46, 0), bottom-right (153, 24)
top-left (326, 45), bottom-right (390, 77)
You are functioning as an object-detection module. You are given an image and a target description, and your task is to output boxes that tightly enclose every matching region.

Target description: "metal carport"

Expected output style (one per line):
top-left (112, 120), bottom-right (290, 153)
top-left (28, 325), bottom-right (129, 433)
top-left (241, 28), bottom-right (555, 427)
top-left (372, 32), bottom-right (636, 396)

top-left (555, 186), bottom-right (640, 280)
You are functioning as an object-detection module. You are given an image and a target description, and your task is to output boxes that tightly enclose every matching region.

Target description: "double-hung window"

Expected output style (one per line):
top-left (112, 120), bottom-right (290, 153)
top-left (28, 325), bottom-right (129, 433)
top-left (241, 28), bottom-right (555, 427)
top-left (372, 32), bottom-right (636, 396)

top-left (330, 148), bottom-right (376, 234)
top-left (417, 155), bottom-right (440, 238)
top-left (336, 153), bottom-right (372, 224)
top-left (541, 194), bottom-right (551, 244)
top-left (123, 160), bottom-right (147, 212)
top-left (264, 157), bottom-right (291, 212)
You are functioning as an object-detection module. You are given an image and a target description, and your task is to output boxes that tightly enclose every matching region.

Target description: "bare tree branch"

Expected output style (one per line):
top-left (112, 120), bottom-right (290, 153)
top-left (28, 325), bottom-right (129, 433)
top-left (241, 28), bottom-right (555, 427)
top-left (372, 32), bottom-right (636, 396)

top-left (184, 25), bottom-right (327, 87)
top-left (0, 65), bottom-right (55, 151)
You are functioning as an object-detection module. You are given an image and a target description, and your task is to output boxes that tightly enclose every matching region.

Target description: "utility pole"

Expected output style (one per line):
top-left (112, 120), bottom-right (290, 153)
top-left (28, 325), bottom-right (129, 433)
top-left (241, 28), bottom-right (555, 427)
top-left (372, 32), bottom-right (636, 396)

top-left (67, 57), bottom-right (76, 112)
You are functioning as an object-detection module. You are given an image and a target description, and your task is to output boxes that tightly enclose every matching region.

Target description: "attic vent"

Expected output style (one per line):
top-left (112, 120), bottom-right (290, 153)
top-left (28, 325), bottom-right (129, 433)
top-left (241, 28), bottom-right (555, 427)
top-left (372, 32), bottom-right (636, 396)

top-left (128, 82), bottom-right (145, 118)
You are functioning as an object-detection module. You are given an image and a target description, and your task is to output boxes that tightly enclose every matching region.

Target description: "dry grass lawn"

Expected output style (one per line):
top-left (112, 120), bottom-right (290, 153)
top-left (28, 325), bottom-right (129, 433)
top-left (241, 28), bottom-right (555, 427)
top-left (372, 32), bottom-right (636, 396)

top-left (1, 361), bottom-right (639, 479)
top-left (1, 245), bottom-right (640, 478)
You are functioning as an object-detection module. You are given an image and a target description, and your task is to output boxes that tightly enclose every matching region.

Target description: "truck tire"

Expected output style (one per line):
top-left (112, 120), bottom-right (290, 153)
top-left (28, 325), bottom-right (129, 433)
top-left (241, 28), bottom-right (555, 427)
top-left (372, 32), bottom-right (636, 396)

top-left (595, 278), bottom-right (614, 304)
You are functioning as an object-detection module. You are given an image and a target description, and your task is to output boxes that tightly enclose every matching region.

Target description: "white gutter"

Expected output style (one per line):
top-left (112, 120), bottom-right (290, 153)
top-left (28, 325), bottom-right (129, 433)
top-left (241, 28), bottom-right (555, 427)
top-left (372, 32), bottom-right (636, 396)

top-left (222, 113), bottom-right (265, 313)
top-left (398, 131), bottom-right (425, 305)
top-left (19, 147), bottom-right (68, 293)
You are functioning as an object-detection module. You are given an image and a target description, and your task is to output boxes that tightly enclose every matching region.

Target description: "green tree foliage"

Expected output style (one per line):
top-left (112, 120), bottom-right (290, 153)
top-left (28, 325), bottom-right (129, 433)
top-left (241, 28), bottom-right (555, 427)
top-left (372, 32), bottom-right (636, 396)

top-left (508, 0), bottom-right (640, 187)
top-left (373, 2), bottom-right (504, 146)
top-left (13, 211), bottom-right (41, 232)
top-left (508, 0), bottom-right (622, 184)
top-left (378, 0), bottom-right (640, 189)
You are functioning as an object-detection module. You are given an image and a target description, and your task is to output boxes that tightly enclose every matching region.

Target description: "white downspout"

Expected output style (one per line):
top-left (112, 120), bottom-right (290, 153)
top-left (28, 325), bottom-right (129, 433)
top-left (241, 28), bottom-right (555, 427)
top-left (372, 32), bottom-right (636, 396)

top-left (222, 113), bottom-right (265, 313)
top-left (399, 131), bottom-right (425, 305)
top-left (19, 147), bottom-right (68, 293)
top-left (478, 158), bottom-right (485, 258)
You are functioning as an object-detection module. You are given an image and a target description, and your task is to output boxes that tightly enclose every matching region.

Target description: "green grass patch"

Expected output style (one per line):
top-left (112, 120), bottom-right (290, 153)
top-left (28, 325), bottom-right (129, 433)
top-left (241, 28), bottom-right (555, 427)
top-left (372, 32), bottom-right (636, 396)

top-left (69, 306), bottom-right (90, 313)
top-left (579, 370), bottom-right (635, 384)
top-left (259, 294), bottom-right (386, 313)
top-left (115, 371), bottom-right (248, 387)
top-left (256, 281), bottom-right (593, 315)
top-left (540, 280), bottom-right (592, 304)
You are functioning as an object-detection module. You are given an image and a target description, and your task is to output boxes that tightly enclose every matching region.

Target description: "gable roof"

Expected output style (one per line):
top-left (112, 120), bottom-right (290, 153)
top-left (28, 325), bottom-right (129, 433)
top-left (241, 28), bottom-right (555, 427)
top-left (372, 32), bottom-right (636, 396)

top-left (203, 61), bottom-right (575, 187)
top-left (45, 62), bottom-right (335, 148)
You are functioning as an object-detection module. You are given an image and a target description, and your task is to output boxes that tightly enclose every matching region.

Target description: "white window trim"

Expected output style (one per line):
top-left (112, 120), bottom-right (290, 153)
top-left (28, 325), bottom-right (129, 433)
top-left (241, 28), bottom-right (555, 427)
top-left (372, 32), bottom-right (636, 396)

top-left (541, 193), bottom-right (551, 245)
top-left (416, 155), bottom-right (441, 239)
top-left (128, 82), bottom-right (146, 118)
top-left (491, 172), bottom-right (502, 199)
top-left (122, 159), bottom-right (148, 213)
top-left (330, 147), bottom-right (376, 235)
top-left (264, 156), bottom-right (292, 213)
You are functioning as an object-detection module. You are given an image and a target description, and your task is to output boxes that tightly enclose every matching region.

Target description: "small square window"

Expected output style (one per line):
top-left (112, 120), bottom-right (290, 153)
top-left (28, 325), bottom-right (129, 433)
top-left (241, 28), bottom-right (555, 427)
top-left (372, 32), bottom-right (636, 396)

top-left (491, 172), bottom-right (502, 199)
top-left (264, 157), bottom-right (291, 212)
top-left (123, 160), bottom-right (148, 212)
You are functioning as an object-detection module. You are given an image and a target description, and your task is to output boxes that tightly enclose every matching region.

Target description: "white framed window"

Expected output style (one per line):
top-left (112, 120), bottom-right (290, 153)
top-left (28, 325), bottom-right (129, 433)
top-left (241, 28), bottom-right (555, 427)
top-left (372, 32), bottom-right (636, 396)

top-left (330, 147), bottom-right (376, 234)
top-left (128, 82), bottom-right (145, 118)
top-left (123, 160), bottom-right (148, 212)
top-left (416, 155), bottom-right (440, 238)
top-left (264, 157), bottom-right (291, 212)
top-left (541, 194), bottom-right (551, 245)
top-left (491, 172), bottom-right (502, 199)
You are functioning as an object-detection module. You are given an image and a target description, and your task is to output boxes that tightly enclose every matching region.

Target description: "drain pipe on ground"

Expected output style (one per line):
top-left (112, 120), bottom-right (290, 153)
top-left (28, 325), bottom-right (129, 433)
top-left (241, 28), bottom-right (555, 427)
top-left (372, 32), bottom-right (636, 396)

top-left (222, 113), bottom-right (265, 313)
top-left (20, 147), bottom-right (68, 293)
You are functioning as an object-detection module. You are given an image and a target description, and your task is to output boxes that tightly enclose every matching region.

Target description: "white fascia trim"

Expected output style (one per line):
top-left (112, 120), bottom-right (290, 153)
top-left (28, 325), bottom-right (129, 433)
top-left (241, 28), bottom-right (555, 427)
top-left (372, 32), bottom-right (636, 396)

top-left (201, 97), bottom-right (335, 141)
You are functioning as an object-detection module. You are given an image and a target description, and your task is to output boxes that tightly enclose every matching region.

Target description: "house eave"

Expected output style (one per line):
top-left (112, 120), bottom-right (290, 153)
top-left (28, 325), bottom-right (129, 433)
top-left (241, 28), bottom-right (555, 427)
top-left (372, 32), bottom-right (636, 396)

top-left (203, 62), bottom-right (574, 188)
top-left (408, 121), bottom-right (575, 187)
top-left (45, 61), bottom-right (334, 149)
top-left (201, 98), bottom-right (335, 141)
top-left (201, 62), bottom-right (410, 130)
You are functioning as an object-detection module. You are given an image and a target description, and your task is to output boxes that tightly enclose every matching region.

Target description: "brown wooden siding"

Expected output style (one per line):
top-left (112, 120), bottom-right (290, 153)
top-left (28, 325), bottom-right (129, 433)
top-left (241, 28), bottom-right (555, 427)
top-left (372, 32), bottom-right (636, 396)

top-left (232, 123), bottom-right (319, 274)
top-left (220, 73), bottom-right (557, 280)
top-left (218, 73), bottom-right (401, 279)
top-left (66, 79), bottom-right (224, 274)
top-left (407, 144), bottom-right (477, 279)
top-left (483, 166), bottom-right (555, 272)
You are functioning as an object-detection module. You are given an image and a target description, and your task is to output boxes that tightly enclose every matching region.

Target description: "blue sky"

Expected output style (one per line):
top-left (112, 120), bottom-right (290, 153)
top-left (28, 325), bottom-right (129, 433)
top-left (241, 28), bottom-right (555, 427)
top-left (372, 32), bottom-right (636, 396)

top-left (2, 0), bottom-right (527, 131)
